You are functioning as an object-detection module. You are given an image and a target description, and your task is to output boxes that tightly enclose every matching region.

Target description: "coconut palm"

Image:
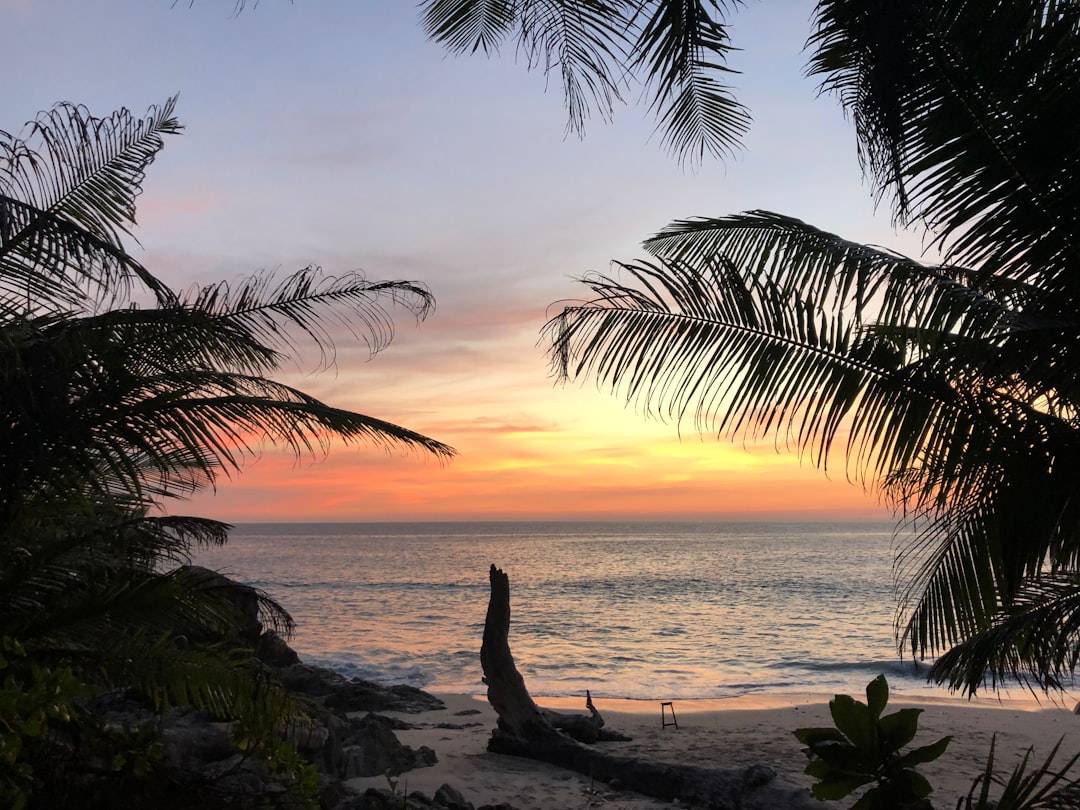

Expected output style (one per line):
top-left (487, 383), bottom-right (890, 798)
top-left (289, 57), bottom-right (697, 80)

top-left (544, 0), bottom-right (1080, 696)
top-left (0, 97), bottom-right (453, 802)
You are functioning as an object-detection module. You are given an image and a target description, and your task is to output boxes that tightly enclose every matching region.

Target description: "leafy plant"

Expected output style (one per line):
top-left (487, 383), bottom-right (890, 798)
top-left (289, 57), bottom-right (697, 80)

top-left (0, 637), bottom-right (86, 810)
top-left (794, 675), bottom-right (951, 809)
top-left (960, 734), bottom-right (1080, 810)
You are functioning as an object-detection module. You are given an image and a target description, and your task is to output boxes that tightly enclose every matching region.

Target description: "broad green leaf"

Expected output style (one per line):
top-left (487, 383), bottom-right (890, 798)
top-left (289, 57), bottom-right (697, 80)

top-left (806, 740), bottom-right (867, 771)
top-left (896, 735), bottom-right (952, 768)
top-left (865, 673), bottom-right (889, 720)
top-left (810, 770), bottom-right (874, 800)
top-left (829, 694), bottom-right (875, 754)
top-left (877, 707), bottom-right (923, 753)
top-left (889, 768), bottom-right (934, 800)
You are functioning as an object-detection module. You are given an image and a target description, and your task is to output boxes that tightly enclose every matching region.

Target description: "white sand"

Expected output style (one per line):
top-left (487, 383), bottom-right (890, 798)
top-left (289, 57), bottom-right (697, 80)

top-left (345, 692), bottom-right (1080, 809)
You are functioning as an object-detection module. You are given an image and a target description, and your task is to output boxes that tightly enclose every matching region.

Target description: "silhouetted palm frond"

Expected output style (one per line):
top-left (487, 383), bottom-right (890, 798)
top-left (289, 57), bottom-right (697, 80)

top-left (420, 0), bottom-right (749, 165)
top-left (547, 200), bottom-right (1080, 694)
top-left (0, 98), bottom-right (180, 312)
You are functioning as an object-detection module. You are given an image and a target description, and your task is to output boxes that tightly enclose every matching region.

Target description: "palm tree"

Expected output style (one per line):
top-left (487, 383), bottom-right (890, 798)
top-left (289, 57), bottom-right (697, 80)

top-left (544, 0), bottom-right (1080, 696)
top-left (1, 97), bottom-right (454, 803)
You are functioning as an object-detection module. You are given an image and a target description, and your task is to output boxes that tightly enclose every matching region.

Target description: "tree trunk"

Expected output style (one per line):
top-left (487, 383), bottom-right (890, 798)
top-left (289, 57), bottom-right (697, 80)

top-left (480, 564), bottom-right (820, 809)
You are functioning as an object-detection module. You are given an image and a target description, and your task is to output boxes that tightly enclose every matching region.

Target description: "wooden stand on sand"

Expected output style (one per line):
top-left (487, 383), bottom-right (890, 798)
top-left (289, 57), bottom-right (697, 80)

top-left (480, 564), bottom-right (819, 810)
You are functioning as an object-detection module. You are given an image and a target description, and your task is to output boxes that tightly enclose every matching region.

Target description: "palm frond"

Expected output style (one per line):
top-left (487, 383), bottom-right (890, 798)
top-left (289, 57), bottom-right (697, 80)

top-left (645, 212), bottom-right (1025, 343)
top-left (516, 0), bottom-right (633, 135)
top-left (92, 632), bottom-right (295, 719)
top-left (0, 195), bottom-right (161, 318)
top-left (629, 0), bottom-right (749, 163)
top-left (548, 210), bottom-right (1080, 697)
top-left (1, 273), bottom-right (453, 511)
top-left (928, 573), bottom-right (1080, 695)
top-left (183, 267), bottom-right (436, 371)
top-left (549, 213), bottom-right (1025, 486)
top-left (421, 0), bottom-right (750, 163)
top-left (0, 98), bottom-right (181, 309)
top-left (420, 0), bottom-right (519, 54)
top-left (807, 0), bottom-right (1080, 291)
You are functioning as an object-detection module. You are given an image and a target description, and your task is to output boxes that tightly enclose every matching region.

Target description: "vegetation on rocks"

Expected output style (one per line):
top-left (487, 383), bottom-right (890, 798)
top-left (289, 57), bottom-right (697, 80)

top-left (0, 97), bottom-right (452, 808)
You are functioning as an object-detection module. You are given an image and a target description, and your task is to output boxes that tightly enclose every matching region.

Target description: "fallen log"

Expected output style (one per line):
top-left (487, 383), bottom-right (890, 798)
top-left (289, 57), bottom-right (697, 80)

top-left (480, 564), bottom-right (819, 809)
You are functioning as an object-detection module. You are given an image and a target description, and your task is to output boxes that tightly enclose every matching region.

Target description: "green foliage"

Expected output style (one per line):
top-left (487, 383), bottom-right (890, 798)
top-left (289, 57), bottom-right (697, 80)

top-left (235, 718), bottom-right (321, 810)
top-left (960, 734), bottom-right (1080, 810)
top-left (0, 96), bottom-right (452, 806)
top-left (794, 675), bottom-right (950, 809)
top-left (0, 637), bottom-right (86, 810)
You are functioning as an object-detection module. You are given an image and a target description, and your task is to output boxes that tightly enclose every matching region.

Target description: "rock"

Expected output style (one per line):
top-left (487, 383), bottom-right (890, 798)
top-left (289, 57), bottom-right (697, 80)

top-left (159, 708), bottom-right (234, 770)
top-left (258, 629), bottom-right (302, 666)
top-left (283, 716), bottom-right (331, 757)
top-left (742, 763), bottom-right (776, 787)
top-left (277, 664), bottom-right (445, 714)
top-left (321, 774), bottom-right (353, 810)
top-left (433, 783), bottom-right (473, 810)
top-left (338, 714), bottom-right (438, 778)
top-left (326, 682), bottom-right (446, 715)
top-left (180, 565), bottom-right (264, 646)
top-left (345, 786), bottom-right (519, 810)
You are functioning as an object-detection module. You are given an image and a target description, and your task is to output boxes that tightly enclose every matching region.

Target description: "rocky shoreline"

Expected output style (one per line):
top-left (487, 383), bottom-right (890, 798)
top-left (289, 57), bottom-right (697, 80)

top-left (80, 637), bottom-right (515, 809)
top-left (80, 570), bottom-right (510, 810)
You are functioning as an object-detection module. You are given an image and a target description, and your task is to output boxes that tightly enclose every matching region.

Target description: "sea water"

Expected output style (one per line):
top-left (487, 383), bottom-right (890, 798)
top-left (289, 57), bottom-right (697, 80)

top-left (193, 521), bottom-right (953, 701)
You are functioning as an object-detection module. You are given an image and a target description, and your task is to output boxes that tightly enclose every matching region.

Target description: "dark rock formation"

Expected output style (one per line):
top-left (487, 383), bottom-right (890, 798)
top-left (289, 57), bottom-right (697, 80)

top-left (337, 785), bottom-right (521, 810)
top-left (338, 714), bottom-right (438, 778)
top-left (277, 663), bottom-right (445, 714)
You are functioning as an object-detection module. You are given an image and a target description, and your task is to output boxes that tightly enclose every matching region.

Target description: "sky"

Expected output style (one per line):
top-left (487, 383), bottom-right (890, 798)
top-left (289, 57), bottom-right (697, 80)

top-left (0, 0), bottom-right (929, 522)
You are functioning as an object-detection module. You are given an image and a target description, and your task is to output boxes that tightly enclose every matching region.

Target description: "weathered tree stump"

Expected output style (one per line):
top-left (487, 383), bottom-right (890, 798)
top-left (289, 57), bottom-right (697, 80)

top-left (480, 564), bottom-right (820, 809)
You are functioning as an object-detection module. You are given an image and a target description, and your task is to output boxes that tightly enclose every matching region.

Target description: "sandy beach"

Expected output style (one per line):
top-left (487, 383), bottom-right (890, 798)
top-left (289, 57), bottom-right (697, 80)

top-left (346, 691), bottom-right (1080, 809)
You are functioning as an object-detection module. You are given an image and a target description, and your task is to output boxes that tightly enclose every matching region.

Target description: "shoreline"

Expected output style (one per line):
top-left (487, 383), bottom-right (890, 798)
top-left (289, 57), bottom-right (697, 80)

top-left (345, 691), bottom-right (1080, 810)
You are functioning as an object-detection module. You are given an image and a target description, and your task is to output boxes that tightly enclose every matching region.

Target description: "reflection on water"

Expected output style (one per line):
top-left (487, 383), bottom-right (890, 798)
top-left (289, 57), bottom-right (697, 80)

top-left (194, 521), bottom-right (952, 700)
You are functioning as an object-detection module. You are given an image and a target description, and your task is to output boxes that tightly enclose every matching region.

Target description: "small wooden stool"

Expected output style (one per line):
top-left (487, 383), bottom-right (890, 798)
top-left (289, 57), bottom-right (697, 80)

top-left (661, 701), bottom-right (678, 729)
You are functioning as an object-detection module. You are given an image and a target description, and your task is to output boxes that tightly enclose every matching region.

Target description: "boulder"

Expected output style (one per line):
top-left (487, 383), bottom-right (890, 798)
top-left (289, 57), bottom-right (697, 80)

top-left (277, 663), bottom-right (445, 714)
top-left (339, 713), bottom-right (438, 778)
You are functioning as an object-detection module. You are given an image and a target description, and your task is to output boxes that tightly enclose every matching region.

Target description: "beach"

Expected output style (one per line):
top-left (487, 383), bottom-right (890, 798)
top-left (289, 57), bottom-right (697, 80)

top-left (346, 692), bottom-right (1080, 809)
top-left (196, 524), bottom-right (1080, 805)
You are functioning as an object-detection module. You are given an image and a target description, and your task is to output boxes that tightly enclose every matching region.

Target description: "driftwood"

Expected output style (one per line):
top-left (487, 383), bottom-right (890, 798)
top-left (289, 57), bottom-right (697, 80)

top-left (544, 689), bottom-right (631, 743)
top-left (480, 564), bottom-right (819, 809)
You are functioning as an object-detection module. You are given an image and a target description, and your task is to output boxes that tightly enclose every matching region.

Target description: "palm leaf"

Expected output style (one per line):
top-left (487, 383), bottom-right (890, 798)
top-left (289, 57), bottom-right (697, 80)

top-left (420, 0), bottom-right (519, 54)
top-left (0, 98), bottom-right (181, 310)
top-left (628, 0), bottom-right (749, 163)
top-left (807, 0), bottom-right (1080, 291)
top-left (516, 0), bottom-right (633, 134)
top-left (181, 266), bottom-right (436, 369)
top-left (549, 213), bottom-right (1017, 484)
top-left (928, 573), bottom-right (1080, 695)
top-left (547, 211), bottom-right (1080, 694)
top-left (420, 0), bottom-right (750, 163)
top-left (1, 272), bottom-right (454, 511)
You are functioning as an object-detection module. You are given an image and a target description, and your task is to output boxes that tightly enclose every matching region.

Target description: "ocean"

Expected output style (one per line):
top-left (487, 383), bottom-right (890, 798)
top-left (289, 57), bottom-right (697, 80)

top-left (193, 520), bottom-right (958, 702)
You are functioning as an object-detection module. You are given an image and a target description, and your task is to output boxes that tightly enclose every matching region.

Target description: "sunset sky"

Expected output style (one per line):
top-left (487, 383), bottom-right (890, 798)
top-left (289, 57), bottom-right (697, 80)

top-left (1, 0), bottom-right (927, 522)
